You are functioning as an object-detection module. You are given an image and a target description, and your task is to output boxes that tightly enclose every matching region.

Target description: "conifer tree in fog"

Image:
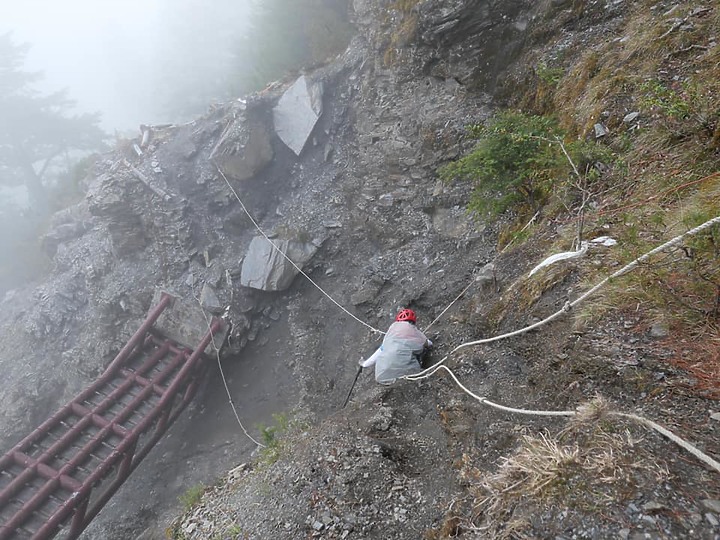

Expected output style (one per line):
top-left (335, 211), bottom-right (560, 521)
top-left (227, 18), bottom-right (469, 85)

top-left (0, 33), bottom-right (105, 212)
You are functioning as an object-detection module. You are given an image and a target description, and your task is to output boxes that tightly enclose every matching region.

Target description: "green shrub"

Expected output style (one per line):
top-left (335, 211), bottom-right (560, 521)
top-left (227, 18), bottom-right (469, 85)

top-left (178, 484), bottom-right (205, 511)
top-left (536, 63), bottom-right (565, 87)
top-left (639, 80), bottom-right (691, 119)
top-left (638, 78), bottom-right (720, 145)
top-left (256, 411), bottom-right (295, 466)
top-left (260, 424), bottom-right (278, 447)
top-left (440, 111), bottom-right (609, 217)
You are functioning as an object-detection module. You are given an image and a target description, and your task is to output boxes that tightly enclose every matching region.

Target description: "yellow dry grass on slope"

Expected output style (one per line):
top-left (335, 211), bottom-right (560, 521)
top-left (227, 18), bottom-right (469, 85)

top-left (513, 0), bottom-right (720, 397)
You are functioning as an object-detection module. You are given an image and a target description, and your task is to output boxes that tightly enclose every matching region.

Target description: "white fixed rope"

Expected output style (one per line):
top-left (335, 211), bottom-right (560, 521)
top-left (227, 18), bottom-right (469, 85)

top-left (413, 364), bottom-right (720, 474)
top-left (408, 215), bottom-right (720, 379)
top-left (217, 166), bottom-right (385, 336)
top-left (192, 284), bottom-right (266, 448)
top-left (402, 216), bottom-right (720, 473)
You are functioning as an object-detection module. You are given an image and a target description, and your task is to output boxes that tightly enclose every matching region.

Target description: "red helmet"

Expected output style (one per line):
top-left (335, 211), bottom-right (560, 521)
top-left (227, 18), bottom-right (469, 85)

top-left (395, 309), bottom-right (417, 323)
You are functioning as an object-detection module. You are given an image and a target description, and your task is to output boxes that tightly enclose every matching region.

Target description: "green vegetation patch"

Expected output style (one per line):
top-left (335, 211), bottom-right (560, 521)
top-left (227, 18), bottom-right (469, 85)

top-left (256, 411), bottom-right (298, 466)
top-left (178, 484), bottom-right (205, 511)
top-left (440, 111), bottom-right (612, 219)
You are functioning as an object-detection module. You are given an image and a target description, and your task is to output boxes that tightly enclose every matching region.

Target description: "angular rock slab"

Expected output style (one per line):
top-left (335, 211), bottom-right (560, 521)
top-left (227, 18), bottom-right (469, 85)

top-left (199, 284), bottom-right (223, 314)
top-left (240, 236), bottom-right (318, 291)
top-left (273, 75), bottom-right (324, 156)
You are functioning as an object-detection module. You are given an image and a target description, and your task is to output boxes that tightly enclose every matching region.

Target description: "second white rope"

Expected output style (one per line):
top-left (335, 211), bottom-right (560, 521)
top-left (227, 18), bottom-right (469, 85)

top-left (407, 215), bottom-right (720, 379)
top-left (417, 364), bottom-right (720, 473)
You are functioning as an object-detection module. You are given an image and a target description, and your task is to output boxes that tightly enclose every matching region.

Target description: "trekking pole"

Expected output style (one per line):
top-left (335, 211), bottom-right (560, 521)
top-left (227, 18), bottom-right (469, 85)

top-left (342, 366), bottom-right (363, 408)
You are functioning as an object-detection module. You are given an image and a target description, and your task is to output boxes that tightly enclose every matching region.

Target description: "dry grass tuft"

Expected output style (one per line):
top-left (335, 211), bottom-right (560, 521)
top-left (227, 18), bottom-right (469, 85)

top-left (509, 433), bottom-right (575, 480)
top-left (382, 0), bottom-right (421, 66)
top-left (468, 420), bottom-right (668, 538)
top-left (518, 264), bottom-right (573, 311)
top-left (477, 432), bottom-right (580, 513)
top-left (572, 396), bottom-right (612, 426)
top-left (668, 323), bottom-right (720, 399)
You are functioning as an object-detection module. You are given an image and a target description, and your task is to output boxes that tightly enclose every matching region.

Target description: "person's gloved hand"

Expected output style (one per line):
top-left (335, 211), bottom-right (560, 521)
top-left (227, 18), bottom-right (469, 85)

top-left (426, 338), bottom-right (434, 349)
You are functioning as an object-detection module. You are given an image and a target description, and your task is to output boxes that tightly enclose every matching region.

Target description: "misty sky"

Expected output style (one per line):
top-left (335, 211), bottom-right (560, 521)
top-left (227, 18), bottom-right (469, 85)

top-left (1, 0), bottom-right (250, 131)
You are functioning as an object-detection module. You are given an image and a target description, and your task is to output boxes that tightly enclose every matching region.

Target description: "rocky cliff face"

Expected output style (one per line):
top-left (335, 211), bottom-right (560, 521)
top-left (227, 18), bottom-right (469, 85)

top-left (2, 1), bottom-right (718, 539)
top-left (1, 0), bottom-right (533, 448)
top-left (0, 0), bottom-right (497, 519)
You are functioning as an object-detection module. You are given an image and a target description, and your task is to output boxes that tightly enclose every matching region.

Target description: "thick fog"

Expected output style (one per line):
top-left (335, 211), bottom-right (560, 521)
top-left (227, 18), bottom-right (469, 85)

top-left (0, 0), bottom-right (352, 293)
top-left (1, 0), bottom-right (252, 131)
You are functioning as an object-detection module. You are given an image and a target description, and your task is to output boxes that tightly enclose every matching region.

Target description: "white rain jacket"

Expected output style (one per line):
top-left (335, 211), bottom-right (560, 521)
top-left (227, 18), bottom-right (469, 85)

top-left (361, 321), bottom-right (429, 384)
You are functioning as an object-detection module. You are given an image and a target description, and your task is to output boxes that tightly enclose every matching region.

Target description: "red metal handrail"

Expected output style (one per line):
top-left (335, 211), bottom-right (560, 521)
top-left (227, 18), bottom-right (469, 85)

top-left (0, 295), bottom-right (223, 540)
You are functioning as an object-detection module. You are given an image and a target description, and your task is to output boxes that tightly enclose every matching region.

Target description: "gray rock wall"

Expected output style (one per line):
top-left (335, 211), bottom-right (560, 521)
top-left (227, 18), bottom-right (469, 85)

top-left (0, 0), bottom-right (558, 534)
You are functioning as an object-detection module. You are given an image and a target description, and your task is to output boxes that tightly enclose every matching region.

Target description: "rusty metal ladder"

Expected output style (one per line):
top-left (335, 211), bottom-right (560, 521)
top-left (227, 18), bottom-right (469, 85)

top-left (0, 294), bottom-right (223, 539)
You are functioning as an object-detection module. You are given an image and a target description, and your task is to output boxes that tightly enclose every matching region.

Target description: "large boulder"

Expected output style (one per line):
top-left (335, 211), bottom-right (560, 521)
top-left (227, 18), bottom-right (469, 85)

top-left (273, 75), bottom-right (324, 156)
top-left (41, 201), bottom-right (92, 258)
top-left (240, 236), bottom-right (319, 291)
top-left (86, 174), bottom-right (147, 257)
top-left (211, 114), bottom-right (274, 182)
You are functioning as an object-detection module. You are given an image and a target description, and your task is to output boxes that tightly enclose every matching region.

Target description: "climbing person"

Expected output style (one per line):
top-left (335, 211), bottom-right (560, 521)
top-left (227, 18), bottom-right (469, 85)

top-left (359, 308), bottom-right (433, 384)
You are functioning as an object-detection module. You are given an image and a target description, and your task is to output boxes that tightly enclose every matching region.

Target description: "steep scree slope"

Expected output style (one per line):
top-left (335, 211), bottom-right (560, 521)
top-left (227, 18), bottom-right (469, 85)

top-left (1, 1), bottom-right (718, 539)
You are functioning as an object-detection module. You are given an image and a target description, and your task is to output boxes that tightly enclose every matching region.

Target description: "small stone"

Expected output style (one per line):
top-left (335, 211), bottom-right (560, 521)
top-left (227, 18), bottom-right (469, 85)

top-left (619, 528), bottom-right (630, 540)
top-left (643, 501), bottom-right (665, 512)
top-left (379, 193), bottom-right (395, 206)
top-left (649, 321), bottom-right (669, 339)
top-left (706, 513), bottom-right (719, 527)
top-left (475, 262), bottom-right (496, 288)
top-left (200, 284), bottom-right (223, 313)
top-left (370, 407), bottom-right (393, 432)
top-left (312, 521), bottom-right (324, 531)
top-left (623, 111), bottom-right (640, 124)
top-left (594, 123), bottom-right (609, 138)
top-left (710, 412), bottom-right (720, 422)
top-left (700, 499), bottom-right (720, 513)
